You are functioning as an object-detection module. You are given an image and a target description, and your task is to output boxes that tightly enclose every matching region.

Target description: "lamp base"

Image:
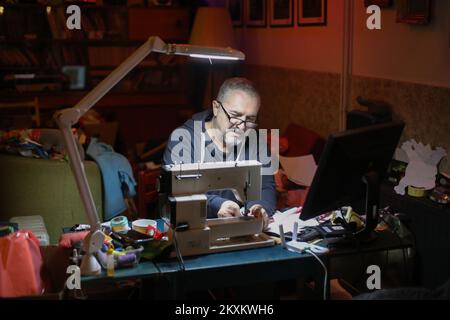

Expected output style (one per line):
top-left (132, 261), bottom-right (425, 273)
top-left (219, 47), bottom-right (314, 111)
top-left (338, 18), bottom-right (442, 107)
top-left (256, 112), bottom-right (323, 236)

top-left (80, 253), bottom-right (102, 276)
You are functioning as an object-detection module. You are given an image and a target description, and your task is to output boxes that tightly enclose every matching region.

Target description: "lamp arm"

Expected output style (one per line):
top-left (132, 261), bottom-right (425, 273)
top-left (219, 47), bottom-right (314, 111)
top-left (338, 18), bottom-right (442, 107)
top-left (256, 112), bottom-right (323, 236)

top-left (54, 36), bottom-right (167, 231)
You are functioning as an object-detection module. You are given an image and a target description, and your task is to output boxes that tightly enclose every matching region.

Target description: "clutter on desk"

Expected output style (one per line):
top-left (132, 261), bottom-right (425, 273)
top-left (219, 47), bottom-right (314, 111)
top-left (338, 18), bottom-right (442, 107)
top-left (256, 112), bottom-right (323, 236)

top-left (429, 186), bottom-right (449, 205)
top-left (70, 224), bottom-right (91, 232)
top-left (377, 207), bottom-right (412, 240)
top-left (132, 219), bottom-right (157, 234)
top-left (61, 218), bottom-right (173, 271)
top-left (429, 172), bottom-right (449, 205)
top-left (110, 215), bottom-right (130, 234)
top-left (387, 159), bottom-right (407, 184)
top-left (394, 139), bottom-right (447, 196)
top-left (267, 207), bottom-right (319, 236)
top-left (0, 222), bottom-right (18, 237)
top-left (10, 215), bottom-right (50, 246)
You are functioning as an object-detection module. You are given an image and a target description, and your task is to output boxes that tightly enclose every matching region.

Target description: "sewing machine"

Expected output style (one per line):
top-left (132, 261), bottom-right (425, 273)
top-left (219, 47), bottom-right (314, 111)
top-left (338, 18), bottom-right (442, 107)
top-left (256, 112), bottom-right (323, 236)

top-left (157, 160), bottom-right (275, 256)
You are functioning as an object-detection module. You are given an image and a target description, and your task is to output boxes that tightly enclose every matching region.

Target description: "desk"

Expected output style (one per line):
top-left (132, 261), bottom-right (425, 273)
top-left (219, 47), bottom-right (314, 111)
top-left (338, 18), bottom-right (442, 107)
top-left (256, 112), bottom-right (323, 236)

top-left (81, 229), bottom-right (412, 299)
top-left (82, 245), bottom-right (327, 299)
top-left (381, 182), bottom-right (450, 288)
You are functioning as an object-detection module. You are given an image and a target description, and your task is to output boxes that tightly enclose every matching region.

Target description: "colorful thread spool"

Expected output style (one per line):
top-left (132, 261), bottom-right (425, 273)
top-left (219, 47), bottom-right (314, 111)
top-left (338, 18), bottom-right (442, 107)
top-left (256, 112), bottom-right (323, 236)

top-left (111, 216), bottom-right (129, 234)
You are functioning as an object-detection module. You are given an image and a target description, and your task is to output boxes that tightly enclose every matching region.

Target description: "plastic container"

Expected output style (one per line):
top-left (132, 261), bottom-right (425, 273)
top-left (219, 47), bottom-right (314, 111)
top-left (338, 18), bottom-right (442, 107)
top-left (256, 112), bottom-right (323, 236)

top-left (132, 219), bottom-right (157, 234)
top-left (10, 215), bottom-right (50, 246)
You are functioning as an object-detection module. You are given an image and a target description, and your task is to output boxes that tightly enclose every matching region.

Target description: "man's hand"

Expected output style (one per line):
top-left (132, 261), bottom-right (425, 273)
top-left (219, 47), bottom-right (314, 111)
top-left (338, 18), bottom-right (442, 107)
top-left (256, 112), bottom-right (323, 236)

top-left (217, 200), bottom-right (240, 218)
top-left (248, 204), bottom-right (270, 230)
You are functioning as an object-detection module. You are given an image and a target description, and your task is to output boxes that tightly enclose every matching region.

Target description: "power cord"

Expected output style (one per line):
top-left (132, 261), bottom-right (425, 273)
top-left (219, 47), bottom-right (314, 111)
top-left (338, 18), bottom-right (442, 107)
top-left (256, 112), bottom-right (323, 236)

top-left (279, 223), bottom-right (329, 300)
top-left (163, 219), bottom-right (185, 272)
top-left (306, 249), bottom-right (328, 300)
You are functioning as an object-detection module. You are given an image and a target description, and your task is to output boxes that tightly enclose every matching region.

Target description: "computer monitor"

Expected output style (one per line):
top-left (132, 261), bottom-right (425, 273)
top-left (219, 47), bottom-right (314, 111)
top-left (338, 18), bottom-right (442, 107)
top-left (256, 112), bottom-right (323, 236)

top-left (301, 121), bottom-right (405, 238)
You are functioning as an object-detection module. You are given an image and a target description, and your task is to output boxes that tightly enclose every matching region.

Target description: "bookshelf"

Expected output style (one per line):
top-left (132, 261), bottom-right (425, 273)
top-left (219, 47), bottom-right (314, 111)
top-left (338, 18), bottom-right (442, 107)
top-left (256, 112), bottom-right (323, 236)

top-left (0, 4), bottom-right (192, 98)
top-left (0, 3), bottom-right (196, 153)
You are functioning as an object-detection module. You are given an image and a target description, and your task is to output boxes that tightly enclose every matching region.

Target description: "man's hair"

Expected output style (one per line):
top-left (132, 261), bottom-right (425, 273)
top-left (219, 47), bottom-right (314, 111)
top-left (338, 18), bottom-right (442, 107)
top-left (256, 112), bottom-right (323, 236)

top-left (216, 77), bottom-right (260, 104)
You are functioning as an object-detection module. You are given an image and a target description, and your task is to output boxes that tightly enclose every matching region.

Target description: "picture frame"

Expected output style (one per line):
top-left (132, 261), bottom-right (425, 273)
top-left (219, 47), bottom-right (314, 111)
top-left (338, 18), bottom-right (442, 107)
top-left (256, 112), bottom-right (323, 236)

top-left (396, 0), bottom-right (432, 25)
top-left (245, 0), bottom-right (267, 28)
top-left (298, 0), bottom-right (327, 27)
top-left (227, 0), bottom-right (244, 27)
top-left (270, 0), bottom-right (294, 27)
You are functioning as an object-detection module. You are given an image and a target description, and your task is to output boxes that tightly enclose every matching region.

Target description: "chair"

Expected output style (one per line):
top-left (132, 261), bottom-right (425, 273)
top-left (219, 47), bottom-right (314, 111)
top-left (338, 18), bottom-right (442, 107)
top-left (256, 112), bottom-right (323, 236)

top-left (0, 97), bottom-right (41, 130)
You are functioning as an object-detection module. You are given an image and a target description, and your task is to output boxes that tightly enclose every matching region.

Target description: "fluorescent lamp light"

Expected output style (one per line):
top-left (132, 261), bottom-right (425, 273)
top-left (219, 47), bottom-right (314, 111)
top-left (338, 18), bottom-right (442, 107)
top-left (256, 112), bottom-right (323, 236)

top-left (189, 54), bottom-right (240, 60)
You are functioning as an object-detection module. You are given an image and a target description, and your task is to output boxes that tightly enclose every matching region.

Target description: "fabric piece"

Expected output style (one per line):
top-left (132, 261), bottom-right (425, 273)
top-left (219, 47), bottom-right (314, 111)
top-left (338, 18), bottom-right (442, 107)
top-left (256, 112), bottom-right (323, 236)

top-left (87, 138), bottom-right (136, 220)
top-left (58, 231), bottom-right (89, 248)
top-left (0, 231), bottom-right (44, 298)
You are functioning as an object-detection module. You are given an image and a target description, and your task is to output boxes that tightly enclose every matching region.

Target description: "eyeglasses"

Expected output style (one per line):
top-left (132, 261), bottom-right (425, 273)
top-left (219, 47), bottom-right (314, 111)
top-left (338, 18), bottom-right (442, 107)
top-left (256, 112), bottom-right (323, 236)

top-left (214, 100), bottom-right (258, 129)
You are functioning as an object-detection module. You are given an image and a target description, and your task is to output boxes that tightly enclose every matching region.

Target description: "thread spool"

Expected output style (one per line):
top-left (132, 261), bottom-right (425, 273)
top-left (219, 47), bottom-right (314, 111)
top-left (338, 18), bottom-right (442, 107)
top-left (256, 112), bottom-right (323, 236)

top-left (407, 186), bottom-right (429, 198)
top-left (117, 253), bottom-right (136, 268)
top-left (111, 216), bottom-right (129, 234)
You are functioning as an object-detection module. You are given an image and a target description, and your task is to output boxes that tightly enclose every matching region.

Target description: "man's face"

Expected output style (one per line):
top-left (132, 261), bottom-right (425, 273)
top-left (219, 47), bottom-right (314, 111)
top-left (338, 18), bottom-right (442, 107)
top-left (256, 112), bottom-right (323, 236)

top-left (212, 90), bottom-right (259, 146)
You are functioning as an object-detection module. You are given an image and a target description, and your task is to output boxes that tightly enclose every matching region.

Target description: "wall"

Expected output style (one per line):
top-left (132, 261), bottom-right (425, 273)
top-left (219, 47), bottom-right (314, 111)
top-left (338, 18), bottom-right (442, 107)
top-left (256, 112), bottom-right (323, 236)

top-left (236, 0), bottom-right (343, 73)
top-left (353, 0), bottom-right (450, 88)
top-left (232, 0), bottom-right (450, 171)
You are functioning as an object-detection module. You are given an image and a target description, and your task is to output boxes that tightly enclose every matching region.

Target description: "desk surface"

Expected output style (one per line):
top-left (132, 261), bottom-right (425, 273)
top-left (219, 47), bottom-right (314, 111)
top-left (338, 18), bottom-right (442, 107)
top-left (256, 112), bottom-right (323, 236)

top-left (82, 229), bottom-right (410, 284)
top-left (82, 244), bottom-right (318, 283)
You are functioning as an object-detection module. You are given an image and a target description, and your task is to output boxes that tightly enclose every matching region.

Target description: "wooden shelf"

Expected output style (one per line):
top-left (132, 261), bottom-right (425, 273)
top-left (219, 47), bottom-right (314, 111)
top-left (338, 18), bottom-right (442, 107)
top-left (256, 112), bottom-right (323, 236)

top-left (0, 38), bottom-right (188, 46)
top-left (0, 92), bottom-right (189, 109)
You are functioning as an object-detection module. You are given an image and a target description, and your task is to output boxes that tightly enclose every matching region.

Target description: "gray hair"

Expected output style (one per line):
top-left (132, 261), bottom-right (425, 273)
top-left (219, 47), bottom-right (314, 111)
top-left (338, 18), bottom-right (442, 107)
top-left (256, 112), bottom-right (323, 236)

top-left (216, 77), bottom-right (260, 105)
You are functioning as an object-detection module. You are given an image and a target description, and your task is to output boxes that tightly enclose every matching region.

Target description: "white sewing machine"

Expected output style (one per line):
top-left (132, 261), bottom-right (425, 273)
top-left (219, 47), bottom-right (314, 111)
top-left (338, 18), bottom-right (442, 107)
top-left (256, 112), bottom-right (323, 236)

top-left (158, 160), bottom-right (274, 256)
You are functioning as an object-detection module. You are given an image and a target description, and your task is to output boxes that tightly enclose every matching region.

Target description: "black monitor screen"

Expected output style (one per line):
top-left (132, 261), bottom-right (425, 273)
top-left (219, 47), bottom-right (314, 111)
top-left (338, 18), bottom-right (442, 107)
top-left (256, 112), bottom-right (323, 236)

top-left (301, 121), bottom-right (405, 222)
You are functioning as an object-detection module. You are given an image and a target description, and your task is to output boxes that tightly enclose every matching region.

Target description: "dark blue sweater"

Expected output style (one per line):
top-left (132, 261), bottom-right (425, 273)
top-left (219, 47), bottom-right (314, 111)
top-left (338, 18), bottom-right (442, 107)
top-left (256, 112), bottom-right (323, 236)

top-left (162, 110), bottom-right (277, 218)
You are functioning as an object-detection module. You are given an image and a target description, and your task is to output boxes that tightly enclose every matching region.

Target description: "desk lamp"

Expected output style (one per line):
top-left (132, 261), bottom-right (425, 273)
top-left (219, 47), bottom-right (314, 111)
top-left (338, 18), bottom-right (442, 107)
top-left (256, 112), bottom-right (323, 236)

top-left (54, 36), bottom-right (245, 275)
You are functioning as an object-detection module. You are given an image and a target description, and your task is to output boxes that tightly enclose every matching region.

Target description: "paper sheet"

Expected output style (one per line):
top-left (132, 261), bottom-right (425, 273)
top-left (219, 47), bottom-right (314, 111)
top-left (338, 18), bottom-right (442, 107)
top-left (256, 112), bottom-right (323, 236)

top-left (279, 155), bottom-right (317, 187)
top-left (267, 207), bottom-right (319, 235)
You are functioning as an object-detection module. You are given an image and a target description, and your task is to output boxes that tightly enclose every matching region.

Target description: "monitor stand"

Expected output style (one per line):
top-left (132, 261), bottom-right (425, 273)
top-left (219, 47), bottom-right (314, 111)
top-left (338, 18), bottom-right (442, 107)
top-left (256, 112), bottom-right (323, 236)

top-left (356, 171), bottom-right (381, 242)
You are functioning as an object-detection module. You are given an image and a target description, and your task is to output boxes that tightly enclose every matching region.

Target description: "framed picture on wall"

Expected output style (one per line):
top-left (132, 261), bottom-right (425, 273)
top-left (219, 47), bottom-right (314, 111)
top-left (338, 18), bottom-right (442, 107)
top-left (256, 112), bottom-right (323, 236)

top-left (396, 0), bottom-right (431, 25)
top-left (227, 0), bottom-right (244, 27)
top-left (246, 0), bottom-right (267, 27)
top-left (298, 0), bottom-right (327, 26)
top-left (270, 0), bottom-right (294, 27)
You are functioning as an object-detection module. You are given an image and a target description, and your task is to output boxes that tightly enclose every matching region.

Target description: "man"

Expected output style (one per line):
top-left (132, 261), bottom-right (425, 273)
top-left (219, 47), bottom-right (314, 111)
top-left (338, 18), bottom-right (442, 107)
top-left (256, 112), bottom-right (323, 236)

top-left (163, 77), bottom-right (277, 228)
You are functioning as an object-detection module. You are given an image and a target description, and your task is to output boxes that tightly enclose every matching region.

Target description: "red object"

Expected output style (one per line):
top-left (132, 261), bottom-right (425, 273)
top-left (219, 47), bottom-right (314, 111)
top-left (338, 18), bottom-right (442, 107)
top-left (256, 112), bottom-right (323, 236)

top-left (58, 231), bottom-right (89, 248)
top-left (146, 225), bottom-right (164, 241)
top-left (277, 124), bottom-right (325, 208)
top-left (0, 231), bottom-right (44, 298)
top-left (137, 169), bottom-right (161, 218)
top-left (282, 123), bottom-right (325, 162)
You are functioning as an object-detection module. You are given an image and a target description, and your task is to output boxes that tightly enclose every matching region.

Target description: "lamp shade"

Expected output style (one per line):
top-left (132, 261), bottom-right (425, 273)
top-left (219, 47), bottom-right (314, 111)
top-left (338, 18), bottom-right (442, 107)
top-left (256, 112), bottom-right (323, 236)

top-left (189, 7), bottom-right (236, 48)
